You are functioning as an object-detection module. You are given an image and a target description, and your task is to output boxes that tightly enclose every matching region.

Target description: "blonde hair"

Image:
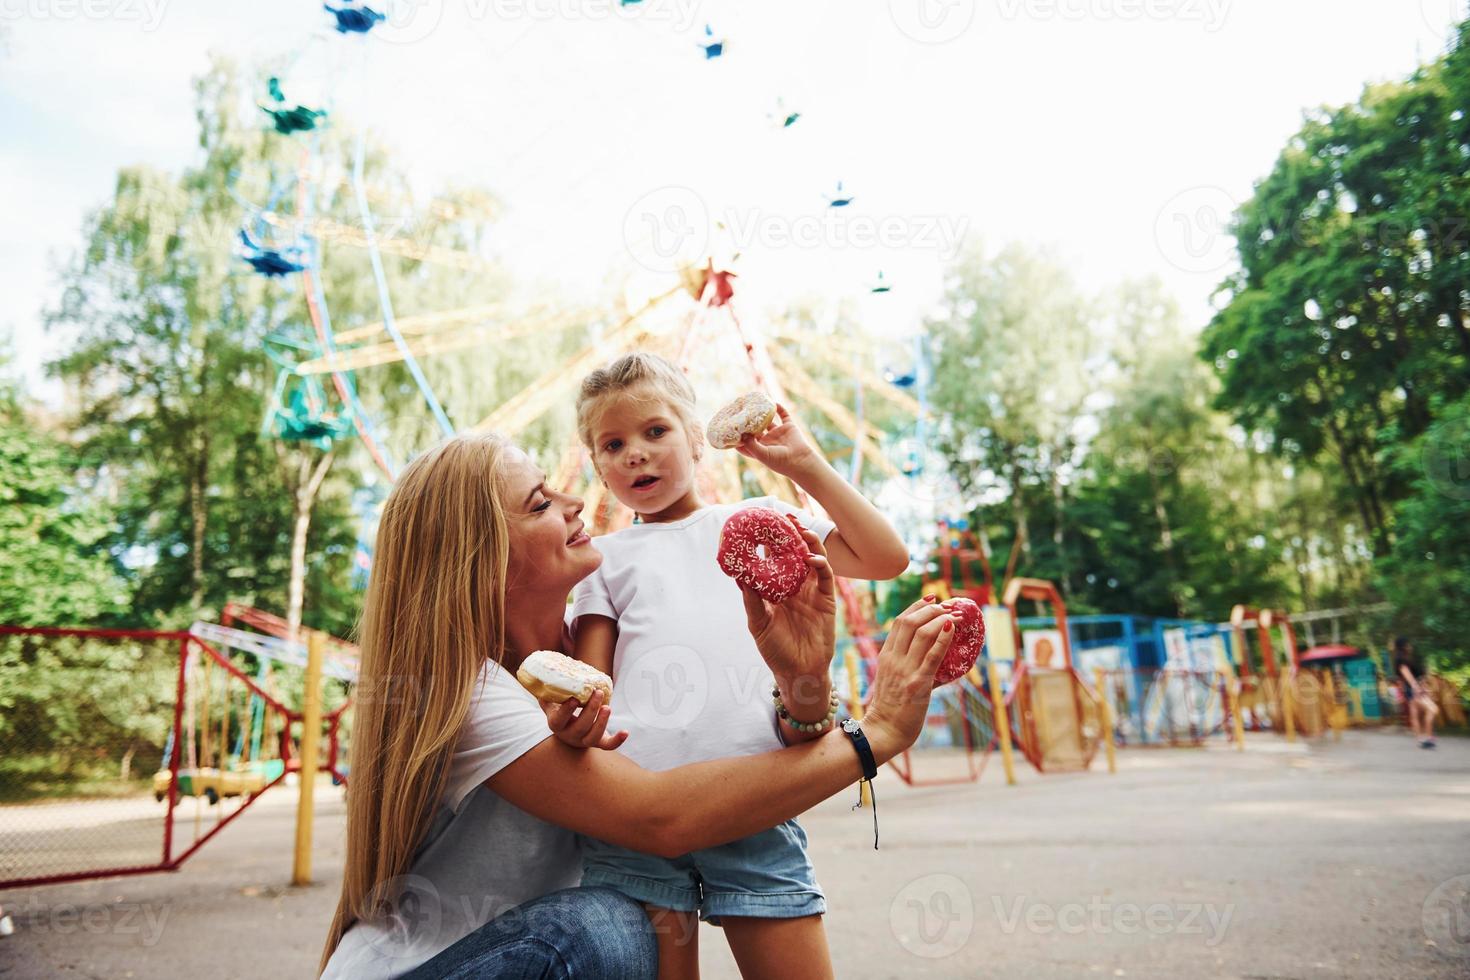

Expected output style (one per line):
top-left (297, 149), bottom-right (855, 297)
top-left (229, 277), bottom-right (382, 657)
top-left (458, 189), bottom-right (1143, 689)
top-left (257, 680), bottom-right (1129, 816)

top-left (320, 432), bottom-right (514, 972)
top-left (576, 352), bottom-right (703, 463)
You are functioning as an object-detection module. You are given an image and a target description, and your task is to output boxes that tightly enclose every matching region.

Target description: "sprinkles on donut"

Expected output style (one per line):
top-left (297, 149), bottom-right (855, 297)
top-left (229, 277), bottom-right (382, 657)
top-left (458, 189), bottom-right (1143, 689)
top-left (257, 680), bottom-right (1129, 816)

top-left (934, 597), bottom-right (986, 687)
top-left (707, 391), bottom-right (777, 450)
top-left (717, 506), bottom-right (811, 603)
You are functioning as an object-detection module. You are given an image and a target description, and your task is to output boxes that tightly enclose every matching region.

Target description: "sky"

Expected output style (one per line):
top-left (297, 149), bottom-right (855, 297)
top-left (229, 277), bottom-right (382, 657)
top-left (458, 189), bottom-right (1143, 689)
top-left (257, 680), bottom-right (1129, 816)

top-left (0, 0), bottom-right (1462, 399)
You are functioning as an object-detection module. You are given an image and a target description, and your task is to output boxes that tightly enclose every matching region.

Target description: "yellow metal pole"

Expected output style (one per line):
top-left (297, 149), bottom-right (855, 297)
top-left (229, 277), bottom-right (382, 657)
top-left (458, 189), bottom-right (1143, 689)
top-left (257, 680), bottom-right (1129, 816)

top-left (1322, 672), bottom-right (1343, 741)
top-left (989, 663), bottom-right (1018, 787)
top-left (293, 632), bottom-right (324, 886)
top-left (1222, 671), bottom-right (1246, 752)
top-left (1093, 668), bottom-right (1117, 775)
top-left (841, 649), bottom-right (872, 808)
top-left (1281, 672), bottom-right (1297, 743)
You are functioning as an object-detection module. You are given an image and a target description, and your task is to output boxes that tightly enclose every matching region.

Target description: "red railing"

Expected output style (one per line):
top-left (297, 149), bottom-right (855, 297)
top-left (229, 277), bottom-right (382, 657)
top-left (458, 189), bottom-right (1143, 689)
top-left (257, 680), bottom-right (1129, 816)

top-left (0, 624), bottom-right (348, 890)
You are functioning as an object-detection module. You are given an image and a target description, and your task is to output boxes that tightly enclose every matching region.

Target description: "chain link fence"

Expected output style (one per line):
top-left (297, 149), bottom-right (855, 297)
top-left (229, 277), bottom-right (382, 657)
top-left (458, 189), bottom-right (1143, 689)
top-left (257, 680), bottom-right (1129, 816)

top-left (0, 627), bottom-right (298, 889)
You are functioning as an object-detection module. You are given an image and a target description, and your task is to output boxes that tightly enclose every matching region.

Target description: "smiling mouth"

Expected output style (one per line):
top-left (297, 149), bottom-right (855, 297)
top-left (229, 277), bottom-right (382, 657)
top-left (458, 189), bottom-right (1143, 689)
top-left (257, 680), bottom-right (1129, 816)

top-left (631, 476), bottom-right (660, 490)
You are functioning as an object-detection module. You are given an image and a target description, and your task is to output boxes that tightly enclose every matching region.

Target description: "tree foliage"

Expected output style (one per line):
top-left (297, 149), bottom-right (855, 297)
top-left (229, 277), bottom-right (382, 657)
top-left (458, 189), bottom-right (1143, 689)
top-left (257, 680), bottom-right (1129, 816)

top-left (1203, 20), bottom-right (1470, 666)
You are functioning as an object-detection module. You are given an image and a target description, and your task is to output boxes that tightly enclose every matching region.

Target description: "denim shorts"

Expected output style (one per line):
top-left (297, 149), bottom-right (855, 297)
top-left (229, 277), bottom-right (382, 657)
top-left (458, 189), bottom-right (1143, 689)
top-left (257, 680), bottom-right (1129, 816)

top-left (580, 820), bottom-right (825, 924)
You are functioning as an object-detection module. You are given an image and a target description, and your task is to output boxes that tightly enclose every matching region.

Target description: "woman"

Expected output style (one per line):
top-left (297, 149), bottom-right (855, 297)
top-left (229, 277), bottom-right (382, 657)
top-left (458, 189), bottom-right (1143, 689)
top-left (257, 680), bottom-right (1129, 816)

top-left (319, 433), bottom-right (958, 978)
top-left (1392, 636), bottom-right (1437, 749)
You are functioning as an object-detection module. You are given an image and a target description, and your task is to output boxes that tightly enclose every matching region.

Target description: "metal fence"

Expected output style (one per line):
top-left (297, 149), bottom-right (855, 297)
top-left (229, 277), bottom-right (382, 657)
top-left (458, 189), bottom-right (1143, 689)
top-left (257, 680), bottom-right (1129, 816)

top-left (836, 634), bottom-right (996, 786)
top-left (0, 626), bottom-right (314, 889)
top-left (1096, 668), bottom-right (1232, 747)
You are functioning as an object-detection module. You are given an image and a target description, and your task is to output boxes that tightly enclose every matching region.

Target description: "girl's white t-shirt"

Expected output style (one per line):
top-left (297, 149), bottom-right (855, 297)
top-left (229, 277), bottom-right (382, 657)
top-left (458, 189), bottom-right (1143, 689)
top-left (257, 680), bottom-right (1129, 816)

top-left (322, 660), bottom-right (579, 980)
top-left (570, 496), bottom-right (835, 772)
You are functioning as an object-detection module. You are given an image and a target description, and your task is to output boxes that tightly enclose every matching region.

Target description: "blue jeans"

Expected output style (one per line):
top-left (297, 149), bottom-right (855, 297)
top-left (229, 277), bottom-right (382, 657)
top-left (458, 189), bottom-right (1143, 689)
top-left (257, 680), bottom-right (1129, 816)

top-left (401, 887), bottom-right (657, 980)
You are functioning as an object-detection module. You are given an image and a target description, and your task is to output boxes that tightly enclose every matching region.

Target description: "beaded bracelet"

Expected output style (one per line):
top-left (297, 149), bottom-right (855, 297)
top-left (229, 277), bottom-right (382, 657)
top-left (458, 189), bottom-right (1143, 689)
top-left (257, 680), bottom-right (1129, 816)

top-left (772, 684), bottom-right (840, 734)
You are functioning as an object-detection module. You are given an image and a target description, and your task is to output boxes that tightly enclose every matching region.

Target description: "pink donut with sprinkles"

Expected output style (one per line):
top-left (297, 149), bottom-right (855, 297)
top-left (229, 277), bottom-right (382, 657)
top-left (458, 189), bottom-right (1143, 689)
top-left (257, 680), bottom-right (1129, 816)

top-left (934, 597), bottom-right (986, 687)
top-left (717, 506), bottom-right (810, 603)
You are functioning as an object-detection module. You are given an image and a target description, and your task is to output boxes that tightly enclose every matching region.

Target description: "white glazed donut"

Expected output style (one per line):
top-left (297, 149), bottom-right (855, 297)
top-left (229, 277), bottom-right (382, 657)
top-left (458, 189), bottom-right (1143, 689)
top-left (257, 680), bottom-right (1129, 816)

top-left (707, 391), bottom-right (777, 450)
top-left (516, 650), bottom-right (613, 705)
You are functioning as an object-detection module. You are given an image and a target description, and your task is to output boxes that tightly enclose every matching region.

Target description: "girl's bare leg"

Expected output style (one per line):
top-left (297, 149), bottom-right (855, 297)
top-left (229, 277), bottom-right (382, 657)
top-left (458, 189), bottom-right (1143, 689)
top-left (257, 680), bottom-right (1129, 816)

top-left (646, 905), bottom-right (700, 980)
top-left (721, 914), bottom-right (833, 980)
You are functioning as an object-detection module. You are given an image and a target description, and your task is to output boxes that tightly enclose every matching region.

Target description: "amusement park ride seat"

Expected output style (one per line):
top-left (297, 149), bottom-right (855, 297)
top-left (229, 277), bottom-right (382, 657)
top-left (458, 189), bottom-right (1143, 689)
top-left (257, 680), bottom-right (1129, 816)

top-left (152, 761), bottom-right (284, 805)
top-left (922, 519), bottom-right (993, 606)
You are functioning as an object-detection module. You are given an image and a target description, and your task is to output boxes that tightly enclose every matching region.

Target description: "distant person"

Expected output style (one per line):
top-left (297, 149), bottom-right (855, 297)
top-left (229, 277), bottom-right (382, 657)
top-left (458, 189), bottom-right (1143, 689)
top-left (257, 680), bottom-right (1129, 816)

top-left (1392, 636), bottom-right (1437, 749)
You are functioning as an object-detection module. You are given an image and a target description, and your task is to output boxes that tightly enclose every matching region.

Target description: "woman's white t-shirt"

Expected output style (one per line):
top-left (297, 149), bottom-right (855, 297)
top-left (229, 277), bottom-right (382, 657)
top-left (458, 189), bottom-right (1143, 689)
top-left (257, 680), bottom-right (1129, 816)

top-left (322, 661), bottom-right (578, 980)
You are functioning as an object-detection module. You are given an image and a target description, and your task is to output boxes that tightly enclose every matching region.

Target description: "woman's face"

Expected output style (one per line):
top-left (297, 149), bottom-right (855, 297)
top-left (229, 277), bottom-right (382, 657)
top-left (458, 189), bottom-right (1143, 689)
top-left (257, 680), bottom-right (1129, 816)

top-left (501, 448), bottom-right (601, 594)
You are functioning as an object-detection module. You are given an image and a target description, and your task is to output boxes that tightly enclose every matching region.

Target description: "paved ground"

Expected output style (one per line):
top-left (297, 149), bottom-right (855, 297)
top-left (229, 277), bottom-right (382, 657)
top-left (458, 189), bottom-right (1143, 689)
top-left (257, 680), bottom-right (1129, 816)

top-left (2, 728), bottom-right (1467, 979)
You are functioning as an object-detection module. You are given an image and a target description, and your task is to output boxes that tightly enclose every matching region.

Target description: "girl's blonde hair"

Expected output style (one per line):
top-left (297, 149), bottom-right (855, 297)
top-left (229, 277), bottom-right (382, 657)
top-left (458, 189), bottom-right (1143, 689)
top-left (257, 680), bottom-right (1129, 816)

top-left (575, 352), bottom-right (703, 463)
top-left (320, 432), bottom-right (514, 973)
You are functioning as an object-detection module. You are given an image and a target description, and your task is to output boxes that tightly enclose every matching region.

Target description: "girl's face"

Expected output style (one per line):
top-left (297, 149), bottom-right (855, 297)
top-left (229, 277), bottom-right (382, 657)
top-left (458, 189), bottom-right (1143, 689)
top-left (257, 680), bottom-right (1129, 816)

top-left (501, 449), bottom-right (601, 594)
top-left (589, 385), bottom-right (702, 523)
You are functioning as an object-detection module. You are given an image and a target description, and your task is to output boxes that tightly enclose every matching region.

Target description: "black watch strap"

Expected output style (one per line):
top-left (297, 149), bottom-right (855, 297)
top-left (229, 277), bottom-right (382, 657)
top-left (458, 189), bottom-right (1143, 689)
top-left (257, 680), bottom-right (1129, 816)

top-left (840, 718), bottom-right (880, 849)
top-left (841, 718), bottom-right (878, 781)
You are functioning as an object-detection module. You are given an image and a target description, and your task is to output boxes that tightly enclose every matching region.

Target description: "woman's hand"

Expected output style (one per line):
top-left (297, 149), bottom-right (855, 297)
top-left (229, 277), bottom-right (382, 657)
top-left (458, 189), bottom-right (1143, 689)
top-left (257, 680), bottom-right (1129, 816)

top-left (861, 597), bottom-right (960, 763)
top-left (539, 690), bottom-right (628, 751)
top-left (739, 517), bottom-right (837, 704)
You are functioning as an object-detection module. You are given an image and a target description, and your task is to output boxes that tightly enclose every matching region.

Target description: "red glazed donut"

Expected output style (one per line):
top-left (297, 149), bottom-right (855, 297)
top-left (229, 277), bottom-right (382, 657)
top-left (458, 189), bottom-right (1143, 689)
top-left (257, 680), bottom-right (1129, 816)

top-left (717, 506), bottom-right (811, 603)
top-left (934, 597), bottom-right (986, 687)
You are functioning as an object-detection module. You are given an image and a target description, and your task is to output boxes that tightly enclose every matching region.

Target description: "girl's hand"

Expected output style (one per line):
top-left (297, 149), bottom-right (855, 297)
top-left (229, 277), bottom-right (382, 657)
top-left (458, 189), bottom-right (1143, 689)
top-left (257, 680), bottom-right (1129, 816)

top-left (861, 597), bottom-right (961, 762)
top-left (739, 517), bottom-right (837, 689)
top-left (735, 404), bottom-right (822, 479)
top-left (539, 690), bottom-right (628, 752)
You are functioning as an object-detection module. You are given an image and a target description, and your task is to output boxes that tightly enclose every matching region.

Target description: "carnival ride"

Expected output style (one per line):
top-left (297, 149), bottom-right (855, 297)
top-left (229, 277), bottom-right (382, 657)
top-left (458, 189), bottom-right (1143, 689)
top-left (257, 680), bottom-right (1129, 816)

top-left (0, 4), bottom-right (1017, 894)
top-left (213, 4), bottom-right (988, 788)
top-left (999, 579), bottom-right (1103, 772)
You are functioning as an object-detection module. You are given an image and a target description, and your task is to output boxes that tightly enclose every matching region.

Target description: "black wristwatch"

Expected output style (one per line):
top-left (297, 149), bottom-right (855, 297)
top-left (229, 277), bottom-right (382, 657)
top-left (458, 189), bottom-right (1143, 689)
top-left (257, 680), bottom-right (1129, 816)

top-left (840, 718), bottom-right (880, 849)
top-left (841, 718), bottom-right (878, 781)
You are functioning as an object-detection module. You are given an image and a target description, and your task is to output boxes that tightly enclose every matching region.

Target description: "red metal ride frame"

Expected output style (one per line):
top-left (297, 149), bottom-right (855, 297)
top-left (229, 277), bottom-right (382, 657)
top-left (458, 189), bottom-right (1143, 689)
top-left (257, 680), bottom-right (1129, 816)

top-left (0, 625), bottom-right (340, 889)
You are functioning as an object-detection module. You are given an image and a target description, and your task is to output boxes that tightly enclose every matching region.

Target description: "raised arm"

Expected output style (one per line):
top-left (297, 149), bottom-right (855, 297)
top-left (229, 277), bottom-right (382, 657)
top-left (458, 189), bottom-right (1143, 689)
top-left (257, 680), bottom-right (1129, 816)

top-left (735, 404), bottom-right (908, 580)
top-left (489, 597), bottom-right (957, 856)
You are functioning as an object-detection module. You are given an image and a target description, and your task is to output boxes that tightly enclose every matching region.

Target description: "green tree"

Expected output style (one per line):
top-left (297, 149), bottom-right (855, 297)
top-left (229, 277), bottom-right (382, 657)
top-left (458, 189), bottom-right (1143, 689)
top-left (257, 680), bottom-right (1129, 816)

top-left (1203, 24), bottom-right (1470, 557)
top-left (928, 244), bottom-right (1104, 592)
top-left (0, 387), bottom-right (129, 626)
top-left (1065, 282), bottom-right (1291, 618)
top-left (44, 58), bottom-right (551, 636)
top-left (1378, 393), bottom-right (1470, 670)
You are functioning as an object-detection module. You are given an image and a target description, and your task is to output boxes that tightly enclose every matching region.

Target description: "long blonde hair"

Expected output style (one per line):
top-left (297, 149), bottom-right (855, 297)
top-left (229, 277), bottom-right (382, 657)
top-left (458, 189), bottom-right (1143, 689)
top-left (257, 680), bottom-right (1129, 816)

top-left (320, 433), bottom-right (514, 972)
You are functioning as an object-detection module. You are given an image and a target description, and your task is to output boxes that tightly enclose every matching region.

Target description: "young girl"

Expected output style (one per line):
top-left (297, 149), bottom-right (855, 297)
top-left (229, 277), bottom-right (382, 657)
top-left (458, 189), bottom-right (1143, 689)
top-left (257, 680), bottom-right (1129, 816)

top-left (557, 352), bottom-right (911, 980)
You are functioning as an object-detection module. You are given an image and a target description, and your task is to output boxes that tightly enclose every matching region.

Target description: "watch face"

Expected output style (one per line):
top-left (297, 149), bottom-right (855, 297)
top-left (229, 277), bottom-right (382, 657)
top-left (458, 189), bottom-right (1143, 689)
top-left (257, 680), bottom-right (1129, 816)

top-left (842, 718), bottom-right (860, 734)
